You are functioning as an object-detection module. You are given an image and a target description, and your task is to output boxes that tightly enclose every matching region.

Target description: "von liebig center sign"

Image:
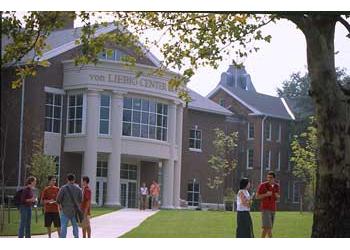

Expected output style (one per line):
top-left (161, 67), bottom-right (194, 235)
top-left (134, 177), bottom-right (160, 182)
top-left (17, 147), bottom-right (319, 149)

top-left (89, 73), bottom-right (175, 93)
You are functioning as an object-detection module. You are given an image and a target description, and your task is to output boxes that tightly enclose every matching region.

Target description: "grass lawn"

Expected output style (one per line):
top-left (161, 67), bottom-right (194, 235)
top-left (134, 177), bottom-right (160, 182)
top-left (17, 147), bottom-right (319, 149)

top-left (122, 210), bottom-right (313, 238)
top-left (0, 207), bottom-right (119, 236)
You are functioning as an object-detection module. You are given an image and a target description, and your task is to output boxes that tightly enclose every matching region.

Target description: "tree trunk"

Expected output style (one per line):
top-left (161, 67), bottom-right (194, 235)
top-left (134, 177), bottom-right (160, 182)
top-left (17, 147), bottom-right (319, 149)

top-left (291, 15), bottom-right (350, 237)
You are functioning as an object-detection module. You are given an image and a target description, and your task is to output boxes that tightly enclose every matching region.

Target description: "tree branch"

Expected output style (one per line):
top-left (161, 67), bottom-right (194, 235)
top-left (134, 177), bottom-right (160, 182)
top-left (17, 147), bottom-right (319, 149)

top-left (337, 16), bottom-right (350, 38)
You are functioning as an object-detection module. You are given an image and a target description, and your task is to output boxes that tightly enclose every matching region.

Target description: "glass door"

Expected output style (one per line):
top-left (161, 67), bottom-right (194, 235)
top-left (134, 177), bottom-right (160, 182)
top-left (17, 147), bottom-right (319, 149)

top-left (120, 180), bottom-right (137, 208)
top-left (96, 177), bottom-right (107, 207)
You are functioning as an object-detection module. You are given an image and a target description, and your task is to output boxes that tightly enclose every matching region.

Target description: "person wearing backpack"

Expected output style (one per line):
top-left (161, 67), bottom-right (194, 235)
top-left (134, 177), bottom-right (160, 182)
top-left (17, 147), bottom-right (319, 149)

top-left (56, 173), bottom-right (82, 238)
top-left (18, 176), bottom-right (37, 238)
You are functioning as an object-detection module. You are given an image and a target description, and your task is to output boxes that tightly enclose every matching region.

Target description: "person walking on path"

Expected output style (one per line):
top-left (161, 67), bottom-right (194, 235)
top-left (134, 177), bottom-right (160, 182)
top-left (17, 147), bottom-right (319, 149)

top-left (139, 182), bottom-right (148, 210)
top-left (256, 171), bottom-right (280, 238)
top-left (149, 180), bottom-right (160, 210)
top-left (18, 176), bottom-right (37, 238)
top-left (81, 176), bottom-right (92, 238)
top-left (56, 173), bottom-right (82, 238)
top-left (236, 177), bottom-right (254, 238)
top-left (41, 175), bottom-right (61, 238)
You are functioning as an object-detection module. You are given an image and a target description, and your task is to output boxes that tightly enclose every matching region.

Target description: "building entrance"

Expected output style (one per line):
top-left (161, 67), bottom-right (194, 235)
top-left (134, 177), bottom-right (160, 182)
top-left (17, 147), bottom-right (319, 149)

top-left (120, 180), bottom-right (137, 208)
top-left (96, 177), bottom-right (107, 206)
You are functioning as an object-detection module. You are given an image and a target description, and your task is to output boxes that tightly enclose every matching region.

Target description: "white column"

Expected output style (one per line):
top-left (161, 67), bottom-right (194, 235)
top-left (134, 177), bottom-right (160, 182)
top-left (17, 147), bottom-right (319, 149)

top-left (173, 103), bottom-right (184, 208)
top-left (82, 88), bottom-right (99, 205)
top-left (105, 91), bottom-right (123, 207)
top-left (162, 103), bottom-right (176, 208)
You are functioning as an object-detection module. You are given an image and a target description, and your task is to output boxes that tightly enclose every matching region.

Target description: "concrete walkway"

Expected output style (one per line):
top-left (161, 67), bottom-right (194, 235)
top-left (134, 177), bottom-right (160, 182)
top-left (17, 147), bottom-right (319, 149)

top-left (33, 208), bottom-right (158, 238)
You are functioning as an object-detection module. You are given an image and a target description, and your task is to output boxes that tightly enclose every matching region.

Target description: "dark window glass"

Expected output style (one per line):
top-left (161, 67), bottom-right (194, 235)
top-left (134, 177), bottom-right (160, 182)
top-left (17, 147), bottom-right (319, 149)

top-left (194, 183), bottom-right (200, 192)
top-left (123, 110), bottom-right (132, 122)
top-left (100, 107), bottom-right (109, 120)
top-left (141, 112), bottom-right (149, 124)
top-left (75, 120), bottom-right (82, 133)
top-left (101, 95), bottom-right (110, 106)
top-left (163, 105), bottom-right (168, 115)
top-left (190, 130), bottom-right (195, 138)
top-left (69, 95), bottom-right (76, 106)
top-left (156, 127), bottom-right (162, 140)
top-left (54, 106), bottom-right (61, 118)
top-left (141, 100), bottom-right (149, 111)
top-left (195, 140), bottom-right (201, 149)
top-left (157, 115), bottom-right (162, 126)
top-left (46, 93), bottom-right (53, 104)
top-left (189, 139), bottom-right (195, 149)
top-left (123, 97), bottom-right (132, 109)
top-left (122, 122), bottom-right (131, 136)
top-left (45, 118), bottom-right (52, 132)
top-left (102, 168), bottom-right (108, 177)
top-left (69, 120), bottom-right (75, 133)
top-left (141, 125), bottom-right (148, 138)
top-left (133, 98), bottom-right (141, 110)
top-left (53, 119), bottom-right (60, 133)
top-left (46, 105), bottom-right (53, 118)
top-left (54, 95), bottom-right (61, 105)
top-left (76, 94), bottom-right (83, 106)
top-left (162, 128), bottom-right (167, 141)
top-left (132, 111), bottom-right (141, 123)
top-left (69, 107), bottom-right (75, 119)
top-left (196, 131), bottom-right (201, 140)
top-left (150, 101), bottom-right (156, 113)
top-left (100, 120), bottom-right (109, 134)
top-left (162, 116), bottom-right (167, 127)
top-left (188, 183), bottom-right (193, 192)
top-left (149, 113), bottom-right (156, 125)
top-left (132, 124), bottom-right (140, 137)
top-left (157, 103), bottom-right (163, 114)
top-left (149, 126), bottom-right (156, 139)
top-left (76, 107), bottom-right (82, 119)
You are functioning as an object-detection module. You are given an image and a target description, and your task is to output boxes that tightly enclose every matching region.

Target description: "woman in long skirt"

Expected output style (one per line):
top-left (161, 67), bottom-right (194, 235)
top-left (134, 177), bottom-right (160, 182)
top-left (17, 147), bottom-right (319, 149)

top-left (236, 178), bottom-right (254, 238)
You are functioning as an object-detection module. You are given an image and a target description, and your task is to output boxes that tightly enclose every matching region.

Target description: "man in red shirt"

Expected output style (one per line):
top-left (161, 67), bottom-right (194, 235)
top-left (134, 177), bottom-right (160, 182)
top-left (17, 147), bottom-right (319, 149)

top-left (256, 171), bottom-right (280, 238)
top-left (81, 176), bottom-right (92, 238)
top-left (41, 176), bottom-right (61, 238)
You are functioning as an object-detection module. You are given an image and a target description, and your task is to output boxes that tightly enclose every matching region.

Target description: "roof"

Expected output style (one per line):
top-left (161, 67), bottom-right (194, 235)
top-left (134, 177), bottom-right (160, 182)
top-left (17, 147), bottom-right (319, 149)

top-left (206, 65), bottom-right (295, 120)
top-left (187, 88), bottom-right (233, 116)
top-left (2, 23), bottom-right (161, 67)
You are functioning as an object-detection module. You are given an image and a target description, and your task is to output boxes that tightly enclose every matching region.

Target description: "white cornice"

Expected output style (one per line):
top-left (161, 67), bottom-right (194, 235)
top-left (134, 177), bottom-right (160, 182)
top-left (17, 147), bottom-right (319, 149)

top-left (281, 97), bottom-right (296, 120)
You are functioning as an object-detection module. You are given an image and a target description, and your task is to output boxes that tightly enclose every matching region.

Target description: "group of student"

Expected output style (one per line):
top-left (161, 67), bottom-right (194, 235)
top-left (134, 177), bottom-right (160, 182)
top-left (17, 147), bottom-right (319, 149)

top-left (139, 180), bottom-right (160, 210)
top-left (17, 173), bottom-right (92, 238)
top-left (236, 171), bottom-right (280, 238)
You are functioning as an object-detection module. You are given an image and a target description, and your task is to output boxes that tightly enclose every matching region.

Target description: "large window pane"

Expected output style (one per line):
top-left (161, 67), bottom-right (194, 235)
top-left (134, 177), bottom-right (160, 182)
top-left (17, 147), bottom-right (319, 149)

top-left (149, 113), bottom-right (156, 125)
top-left (123, 97), bottom-right (132, 109)
top-left (122, 122), bottom-right (131, 136)
top-left (141, 112), bottom-right (149, 124)
top-left (157, 115), bottom-right (162, 126)
top-left (69, 95), bottom-right (76, 106)
top-left (54, 106), bottom-right (61, 118)
top-left (123, 110), bottom-right (132, 122)
top-left (141, 125), bottom-right (148, 138)
top-left (76, 120), bottom-right (82, 133)
top-left (68, 120), bottom-right (74, 133)
top-left (101, 95), bottom-right (110, 106)
top-left (132, 124), bottom-right (140, 137)
top-left (132, 111), bottom-right (141, 123)
top-left (69, 107), bottom-right (75, 119)
top-left (53, 119), bottom-right (60, 133)
top-left (162, 128), bottom-right (167, 141)
top-left (162, 116), bottom-right (167, 127)
top-left (76, 94), bottom-right (83, 106)
top-left (100, 120), bottom-right (109, 134)
top-left (54, 95), bottom-right (61, 105)
top-left (46, 93), bottom-right (53, 104)
top-left (45, 118), bottom-right (52, 132)
top-left (133, 99), bottom-right (141, 110)
top-left (156, 127), bottom-right (162, 140)
top-left (149, 126), bottom-right (156, 139)
top-left (150, 101), bottom-right (156, 113)
top-left (163, 105), bottom-right (168, 115)
top-left (100, 107), bottom-right (109, 120)
top-left (157, 103), bottom-right (163, 114)
top-left (46, 105), bottom-right (53, 118)
top-left (76, 107), bottom-right (82, 119)
top-left (141, 100), bottom-right (149, 111)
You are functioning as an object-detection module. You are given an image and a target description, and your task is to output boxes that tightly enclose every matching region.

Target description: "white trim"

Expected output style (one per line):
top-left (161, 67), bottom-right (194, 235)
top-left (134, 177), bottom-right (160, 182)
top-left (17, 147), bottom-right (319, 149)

top-left (187, 105), bottom-right (232, 116)
top-left (247, 122), bottom-right (254, 140)
top-left (246, 149), bottom-right (253, 169)
top-left (44, 86), bottom-right (65, 95)
top-left (189, 148), bottom-right (202, 153)
top-left (207, 85), bottom-right (261, 114)
top-left (265, 150), bottom-right (271, 170)
top-left (277, 123), bottom-right (282, 142)
top-left (66, 92), bottom-right (85, 135)
top-left (276, 151), bottom-right (281, 171)
top-left (266, 121), bottom-right (272, 141)
top-left (281, 97), bottom-right (296, 120)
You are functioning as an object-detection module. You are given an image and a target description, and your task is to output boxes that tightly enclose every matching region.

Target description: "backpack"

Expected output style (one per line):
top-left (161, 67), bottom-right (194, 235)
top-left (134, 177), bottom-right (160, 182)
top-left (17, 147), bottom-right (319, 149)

top-left (14, 188), bottom-right (24, 209)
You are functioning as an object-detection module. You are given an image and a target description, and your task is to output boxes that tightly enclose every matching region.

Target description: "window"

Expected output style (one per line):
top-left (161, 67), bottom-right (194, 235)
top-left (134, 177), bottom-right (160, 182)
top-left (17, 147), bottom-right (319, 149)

top-left (276, 151), bottom-right (281, 171)
top-left (122, 97), bottom-right (168, 141)
top-left (67, 94), bottom-right (83, 134)
top-left (189, 128), bottom-right (202, 150)
top-left (96, 155), bottom-right (108, 177)
top-left (99, 94), bottom-right (111, 135)
top-left (120, 164), bottom-right (137, 180)
top-left (264, 150), bottom-right (271, 170)
top-left (277, 124), bottom-right (282, 142)
top-left (187, 180), bottom-right (200, 206)
top-left (293, 182), bottom-right (301, 203)
top-left (246, 149), bottom-right (254, 169)
top-left (45, 93), bottom-right (62, 133)
top-left (248, 122), bottom-right (254, 139)
top-left (219, 98), bottom-right (225, 107)
top-left (264, 121), bottom-right (271, 140)
top-left (98, 49), bottom-right (127, 61)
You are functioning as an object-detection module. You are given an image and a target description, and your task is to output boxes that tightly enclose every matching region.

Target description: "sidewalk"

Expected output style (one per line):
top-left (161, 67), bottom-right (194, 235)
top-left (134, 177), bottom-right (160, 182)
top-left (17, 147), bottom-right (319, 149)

top-left (33, 208), bottom-right (158, 238)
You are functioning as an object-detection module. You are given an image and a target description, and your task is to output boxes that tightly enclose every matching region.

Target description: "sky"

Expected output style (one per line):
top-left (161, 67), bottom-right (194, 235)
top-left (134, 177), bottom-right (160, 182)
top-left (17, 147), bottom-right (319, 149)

top-left (184, 19), bottom-right (350, 97)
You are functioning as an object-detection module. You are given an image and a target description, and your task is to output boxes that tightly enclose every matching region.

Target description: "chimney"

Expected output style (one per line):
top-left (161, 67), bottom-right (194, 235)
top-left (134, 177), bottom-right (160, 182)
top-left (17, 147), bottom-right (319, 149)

top-left (55, 11), bottom-right (75, 31)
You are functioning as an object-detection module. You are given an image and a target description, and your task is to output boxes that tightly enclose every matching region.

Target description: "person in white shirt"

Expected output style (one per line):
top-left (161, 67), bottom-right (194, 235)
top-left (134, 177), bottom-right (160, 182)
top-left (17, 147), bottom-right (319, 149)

top-left (139, 182), bottom-right (148, 210)
top-left (236, 177), bottom-right (254, 238)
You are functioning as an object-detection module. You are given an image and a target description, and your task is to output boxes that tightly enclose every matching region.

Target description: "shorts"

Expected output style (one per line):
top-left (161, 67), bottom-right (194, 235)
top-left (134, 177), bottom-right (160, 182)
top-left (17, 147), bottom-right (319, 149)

top-left (261, 210), bottom-right (275, 229)
top-left (151, 196), bottom-right (159, 203)
top-left (44, 212), bottom-right (61, 228)
top-left (82, 214), bottom-right (90, 229)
